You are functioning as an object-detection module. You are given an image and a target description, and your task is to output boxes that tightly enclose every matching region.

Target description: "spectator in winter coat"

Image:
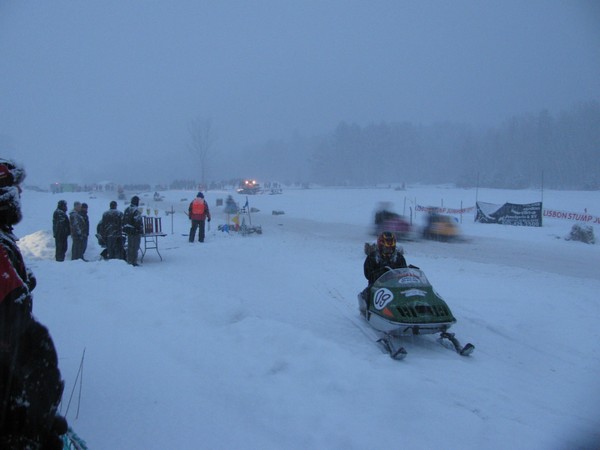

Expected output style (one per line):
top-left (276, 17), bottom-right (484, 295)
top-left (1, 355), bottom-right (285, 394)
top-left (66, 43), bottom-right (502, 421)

top-left (223, 195), bottom-right (238, 215)
top-left (80, 202), bottom-right (90, 261)
top-left (52, 200), bottom-right (70, 261)
top-left (223, 195), bottom-right (238, 228)
top-left (188, 192), bottom-right (211, 243)
top-left (123, 196), bottom-right (143, 266)
top-left (100, 200), bottom-right (124, 259)
top-left (0, 158), bottom-right (67, 449)
top-left (69, 201), bottom-right (85, 260)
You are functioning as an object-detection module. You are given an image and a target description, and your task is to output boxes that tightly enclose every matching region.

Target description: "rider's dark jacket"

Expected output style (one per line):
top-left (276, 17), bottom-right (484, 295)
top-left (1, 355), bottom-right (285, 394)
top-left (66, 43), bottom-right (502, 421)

top-left (363, 250), bottom-right (407, 285)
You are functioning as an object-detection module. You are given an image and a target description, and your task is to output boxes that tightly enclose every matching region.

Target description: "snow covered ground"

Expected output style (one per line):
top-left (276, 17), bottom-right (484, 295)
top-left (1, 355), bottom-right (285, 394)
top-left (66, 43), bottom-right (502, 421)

top-left (14, 185), bottom-right (600, 450)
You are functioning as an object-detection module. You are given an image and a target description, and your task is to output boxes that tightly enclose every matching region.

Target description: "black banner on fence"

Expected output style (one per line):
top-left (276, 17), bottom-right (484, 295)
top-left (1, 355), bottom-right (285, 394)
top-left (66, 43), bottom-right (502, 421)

top-left (475, 202), bottom-right (543, 227)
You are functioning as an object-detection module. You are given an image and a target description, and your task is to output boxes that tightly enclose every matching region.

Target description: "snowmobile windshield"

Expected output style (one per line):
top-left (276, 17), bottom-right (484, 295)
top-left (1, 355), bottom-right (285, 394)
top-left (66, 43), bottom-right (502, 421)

top-left (374, 268), bottom-right (430, 288)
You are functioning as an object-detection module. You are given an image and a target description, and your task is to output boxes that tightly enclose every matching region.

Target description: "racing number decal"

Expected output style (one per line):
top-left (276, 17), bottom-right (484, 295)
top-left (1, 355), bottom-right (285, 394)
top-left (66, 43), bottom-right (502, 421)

top-left (373, 288), bottom-right (394, 310)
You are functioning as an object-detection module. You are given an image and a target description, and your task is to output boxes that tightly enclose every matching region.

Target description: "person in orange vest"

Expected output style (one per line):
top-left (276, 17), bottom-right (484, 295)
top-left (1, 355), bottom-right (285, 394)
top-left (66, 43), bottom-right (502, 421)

top-left (188, 192), bottom-right (211, 242)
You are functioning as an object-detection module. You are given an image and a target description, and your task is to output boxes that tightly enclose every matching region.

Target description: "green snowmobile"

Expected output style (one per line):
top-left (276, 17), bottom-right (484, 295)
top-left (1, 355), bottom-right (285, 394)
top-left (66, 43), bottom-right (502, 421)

top-left (358, 267), bottom-right (474, 359)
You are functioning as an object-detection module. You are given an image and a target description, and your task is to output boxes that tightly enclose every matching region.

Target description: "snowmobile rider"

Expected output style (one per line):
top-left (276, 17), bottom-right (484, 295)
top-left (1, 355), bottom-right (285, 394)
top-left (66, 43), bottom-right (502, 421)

top-left (0, 158), bottom-right (68, 449)
top-left (360, 232), bottom-right (408, 313)
top-left (364, 231), bottom-right (407, 285)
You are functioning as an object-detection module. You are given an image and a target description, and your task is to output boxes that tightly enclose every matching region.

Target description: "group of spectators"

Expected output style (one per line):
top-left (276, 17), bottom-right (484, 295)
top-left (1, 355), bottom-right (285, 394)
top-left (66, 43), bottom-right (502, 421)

top-left (52, 191), bottom-right (214, 265)
top-left (53, 196), bottom-right (144, 266)
top-left (52, 200), bottom-right (90, 261)
top-left (96, 195), bottom-right (144, 266)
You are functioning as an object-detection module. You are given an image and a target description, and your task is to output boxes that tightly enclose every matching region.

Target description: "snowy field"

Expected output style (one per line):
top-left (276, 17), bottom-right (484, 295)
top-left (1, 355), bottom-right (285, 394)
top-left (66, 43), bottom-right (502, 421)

top-left (14, 185), bottom-right (600, 450)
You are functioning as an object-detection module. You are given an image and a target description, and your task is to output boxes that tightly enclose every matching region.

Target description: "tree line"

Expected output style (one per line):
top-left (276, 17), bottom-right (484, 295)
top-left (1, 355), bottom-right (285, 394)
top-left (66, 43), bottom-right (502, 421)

top-left (240, 101), bottom-right (600, 190)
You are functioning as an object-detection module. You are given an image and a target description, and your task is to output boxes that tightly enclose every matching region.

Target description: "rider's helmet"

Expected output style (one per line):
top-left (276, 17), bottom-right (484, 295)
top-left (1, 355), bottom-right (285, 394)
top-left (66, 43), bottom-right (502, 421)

top-left (377, 231), bottom-right (396, 258)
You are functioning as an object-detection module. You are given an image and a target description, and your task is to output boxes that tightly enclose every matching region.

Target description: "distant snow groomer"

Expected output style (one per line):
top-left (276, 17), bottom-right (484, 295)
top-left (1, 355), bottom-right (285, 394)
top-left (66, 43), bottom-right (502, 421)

top-left (188, 192), bottom-right (211, 243)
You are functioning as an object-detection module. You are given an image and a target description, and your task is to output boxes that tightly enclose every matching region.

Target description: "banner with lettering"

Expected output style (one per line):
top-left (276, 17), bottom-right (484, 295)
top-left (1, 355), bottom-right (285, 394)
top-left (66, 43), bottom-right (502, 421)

top-left (415, 205), bottom-right (476, 215)
top-left (543, 208), bottom-right (600, 224)
top-left (475, 202), bottom-right (543, 227)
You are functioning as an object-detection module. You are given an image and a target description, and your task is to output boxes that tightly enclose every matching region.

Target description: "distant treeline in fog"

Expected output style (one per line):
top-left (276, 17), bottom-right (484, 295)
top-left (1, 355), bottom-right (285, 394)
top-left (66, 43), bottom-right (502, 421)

top-left (241, 101), bottom-right (600, 190)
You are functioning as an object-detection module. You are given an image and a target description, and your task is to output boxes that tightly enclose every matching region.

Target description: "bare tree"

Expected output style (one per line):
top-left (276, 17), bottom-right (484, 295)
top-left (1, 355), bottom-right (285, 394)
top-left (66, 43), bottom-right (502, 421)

top-left (188, 117), bottom-right (216, 188)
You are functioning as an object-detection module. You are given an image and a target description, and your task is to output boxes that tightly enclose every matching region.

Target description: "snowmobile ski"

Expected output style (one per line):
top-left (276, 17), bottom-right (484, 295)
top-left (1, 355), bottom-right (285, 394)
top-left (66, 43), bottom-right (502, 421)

top-left (340, 302), bottom-right (405, 360)
top-left (439, 332), bottom-right (475, 356)
top-left (377, 334), bottom-right (408, 360)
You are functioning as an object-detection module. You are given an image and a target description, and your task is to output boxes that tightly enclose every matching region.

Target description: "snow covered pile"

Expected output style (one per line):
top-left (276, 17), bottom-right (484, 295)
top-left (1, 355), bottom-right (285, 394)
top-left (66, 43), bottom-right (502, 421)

top-left (566, 223), bottom-right (595, 244)
top-left (18, 229), bottom-right (55, 260)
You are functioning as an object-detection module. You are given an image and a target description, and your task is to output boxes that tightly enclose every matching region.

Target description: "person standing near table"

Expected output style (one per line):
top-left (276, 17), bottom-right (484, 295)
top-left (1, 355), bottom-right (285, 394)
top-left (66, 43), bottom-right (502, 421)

top-left (123, 196), bottom-right (143, 266)
top-left (100, 200), bottom-right (124, 259)
top-left (188, 192), bottom-right (211, 243)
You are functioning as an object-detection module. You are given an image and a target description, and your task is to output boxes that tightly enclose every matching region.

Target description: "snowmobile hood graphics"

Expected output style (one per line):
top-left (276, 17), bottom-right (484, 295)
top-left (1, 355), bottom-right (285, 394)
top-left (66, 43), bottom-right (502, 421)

top-left (366, 267), bottom-right (457, 334)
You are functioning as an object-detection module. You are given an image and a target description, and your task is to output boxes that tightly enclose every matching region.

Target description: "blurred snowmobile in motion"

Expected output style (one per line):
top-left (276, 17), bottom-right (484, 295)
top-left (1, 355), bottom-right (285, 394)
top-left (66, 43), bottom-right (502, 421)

top-left (422, 209), bottom-right (461, 241)
top-left (372, 202), bottom-right (413, 241)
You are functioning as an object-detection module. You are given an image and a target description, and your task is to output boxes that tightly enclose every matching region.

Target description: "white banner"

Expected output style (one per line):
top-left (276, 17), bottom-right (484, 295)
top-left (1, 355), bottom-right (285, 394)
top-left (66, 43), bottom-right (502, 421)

top-left (415, 205), bottom-right (476, 215)
top-left (543, 208), bottom-right (600, 224)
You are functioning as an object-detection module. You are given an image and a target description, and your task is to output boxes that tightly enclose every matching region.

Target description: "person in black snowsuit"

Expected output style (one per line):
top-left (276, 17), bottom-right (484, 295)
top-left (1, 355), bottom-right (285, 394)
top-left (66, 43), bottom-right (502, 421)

top-left (123, 196), bottom-right (143, 266)
top-left (80, 202), bottom-right (90, 261)
top-left (0, 158), bottom-right (67, 449)
top-left (99, 200), bottom-right (124, 260)
top-left (69, 201), bottom-right (85, 261)
top-left (52, 200), bottom-right (70, 262)
top-left (360, 232), bottom-right (408, 314)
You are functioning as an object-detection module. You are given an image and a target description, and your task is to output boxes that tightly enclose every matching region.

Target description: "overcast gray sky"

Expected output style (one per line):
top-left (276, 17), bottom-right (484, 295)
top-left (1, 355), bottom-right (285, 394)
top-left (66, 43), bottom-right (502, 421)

top-left (1, 0), bottom-right (599, 186)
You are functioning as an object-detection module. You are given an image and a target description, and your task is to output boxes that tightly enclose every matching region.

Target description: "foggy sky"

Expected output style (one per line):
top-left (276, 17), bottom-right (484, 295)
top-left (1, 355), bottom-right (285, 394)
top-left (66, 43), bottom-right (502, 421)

top-left (1, 1), bottom-right (599, 186)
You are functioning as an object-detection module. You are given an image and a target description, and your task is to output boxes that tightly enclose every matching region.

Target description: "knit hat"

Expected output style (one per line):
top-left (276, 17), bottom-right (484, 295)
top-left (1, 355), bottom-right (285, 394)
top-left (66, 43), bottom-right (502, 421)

top-left (0, 158), bottom-right (25, 217)
top-left (0, 158), bottom-right (25, 188)
top-left (197, 192), bottom-right (204, 198)
top-left (131, 196), bottom-right (140, 206)
top-left (110, 201), bottom-right (117, 208)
